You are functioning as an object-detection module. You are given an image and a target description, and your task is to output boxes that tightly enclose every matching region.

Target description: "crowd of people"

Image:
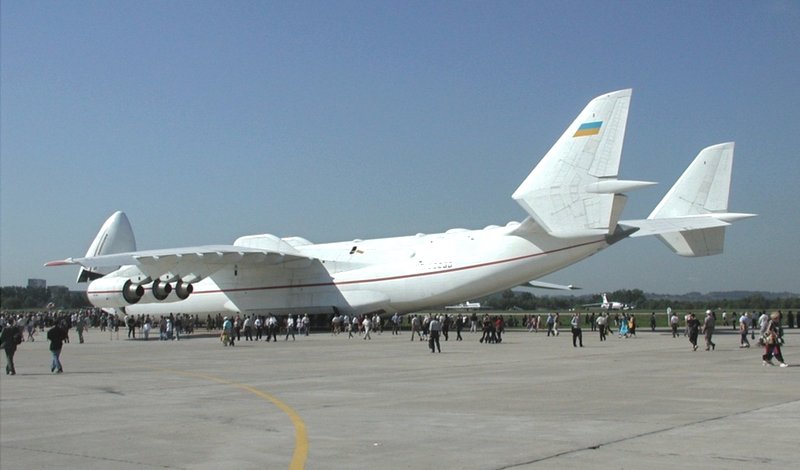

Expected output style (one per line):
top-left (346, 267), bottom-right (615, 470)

top-left (218, 313), bottom-right (312, 346)
top-left (1, 308), bottom-right (793, 374)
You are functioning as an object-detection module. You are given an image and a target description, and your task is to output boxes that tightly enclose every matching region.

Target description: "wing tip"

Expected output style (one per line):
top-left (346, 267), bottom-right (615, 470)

top-left (44, 258), bottom-right (75, 267)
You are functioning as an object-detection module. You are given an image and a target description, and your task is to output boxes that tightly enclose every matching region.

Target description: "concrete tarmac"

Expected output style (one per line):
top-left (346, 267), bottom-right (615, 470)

top-left (1, 325), bottom-right (797, 469)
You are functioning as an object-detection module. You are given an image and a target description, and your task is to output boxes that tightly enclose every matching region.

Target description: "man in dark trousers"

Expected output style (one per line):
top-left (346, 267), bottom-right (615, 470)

top-left (570, 313), bottom-right (583, 347)
top-left (1, 318), bottom-right (23, 375)
top-left (687, 313), bottom-right (701, 352)
top-left (428, 316), bottom-right (442, 353)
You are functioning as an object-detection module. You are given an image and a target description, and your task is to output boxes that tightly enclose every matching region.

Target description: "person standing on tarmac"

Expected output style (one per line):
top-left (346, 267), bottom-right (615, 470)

top-left (687, 313), bottom-right (701, 351)
top-left (1, 318), bottom-right (22, 375)
top-left (285, 315), bottom-right (296, 341)
top-left (428, 316), bottom-right (441, 353)
top-left (362, 315), bottom-right (372, 340)
top-left (596, 313), bottom-right (607, 341)
top-left (47, 320), bottom-right (68, 373)
top-left (546, 313), bottom-right (555, 337)
top-left (410, 315), bottom-right (422, 341)
top-left (738, 312), bottom-right (751, 348)
top-left (703, 310), bottom-right (716, 351)
top-left (222, 316), bottom-right (234, 346)
top-left (570, 313), bottom-right (583, 347)
top-left (670, 312), bottom-right (680, 338)
top-left (762, 312), bottom-right (789, 367)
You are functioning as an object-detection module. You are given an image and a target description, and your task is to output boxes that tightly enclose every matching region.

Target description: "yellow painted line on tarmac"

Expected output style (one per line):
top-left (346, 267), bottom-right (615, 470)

top-left (153, 368), bottom-right (308, 470)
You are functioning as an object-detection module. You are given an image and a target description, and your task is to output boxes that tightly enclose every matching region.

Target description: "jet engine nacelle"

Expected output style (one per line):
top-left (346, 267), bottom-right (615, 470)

top-left (87, 277), bottom-right (145, 307)
top-left (174, 280), bottom-right (193, 300)
top-left (150, 279), bottom-right (172, 301)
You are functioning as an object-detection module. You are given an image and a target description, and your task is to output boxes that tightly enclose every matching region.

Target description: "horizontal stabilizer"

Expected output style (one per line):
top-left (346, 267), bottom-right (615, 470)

top-left (622, 215), bottom-right (727, 237)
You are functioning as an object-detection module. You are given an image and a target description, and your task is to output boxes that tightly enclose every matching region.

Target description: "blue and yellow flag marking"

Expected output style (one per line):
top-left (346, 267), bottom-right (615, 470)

top-left (573, 121), bottom-right (602, 137)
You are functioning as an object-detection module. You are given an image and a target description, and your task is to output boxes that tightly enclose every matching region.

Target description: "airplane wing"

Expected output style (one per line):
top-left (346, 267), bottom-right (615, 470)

top-left (526, 280), bottom-right (580, 291)
top-left (45, 245), bottom-right (314, 283)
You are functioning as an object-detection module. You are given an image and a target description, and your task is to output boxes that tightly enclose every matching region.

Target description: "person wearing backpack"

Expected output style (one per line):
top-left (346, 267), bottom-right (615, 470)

top-left (1, 317), bottom-right (23, 375)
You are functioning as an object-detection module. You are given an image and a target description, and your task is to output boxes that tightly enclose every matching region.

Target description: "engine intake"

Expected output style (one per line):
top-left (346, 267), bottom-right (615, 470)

top-left (87, 277), bottom-right (145, 307)
top-left (151, 280), bottom-right (172, 300)
top-left (174, 280), bottom-right (193, 300)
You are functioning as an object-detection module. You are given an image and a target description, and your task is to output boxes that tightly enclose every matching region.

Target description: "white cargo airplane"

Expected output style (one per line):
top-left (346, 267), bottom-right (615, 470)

top-left (46, 90), bottom-right (755, 317)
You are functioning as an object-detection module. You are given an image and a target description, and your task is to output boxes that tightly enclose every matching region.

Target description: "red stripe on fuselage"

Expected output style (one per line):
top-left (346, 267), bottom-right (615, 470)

top-left (187, 237), bottom-right (606, 295)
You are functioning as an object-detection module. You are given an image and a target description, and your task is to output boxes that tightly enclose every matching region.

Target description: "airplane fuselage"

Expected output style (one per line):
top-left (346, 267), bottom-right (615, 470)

top-left (119, 221), bottom-right (609, 317)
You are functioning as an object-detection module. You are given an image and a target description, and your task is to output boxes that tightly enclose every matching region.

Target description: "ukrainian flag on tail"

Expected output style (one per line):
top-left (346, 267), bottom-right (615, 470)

top-left (573, 121), bottom-right (602, 137)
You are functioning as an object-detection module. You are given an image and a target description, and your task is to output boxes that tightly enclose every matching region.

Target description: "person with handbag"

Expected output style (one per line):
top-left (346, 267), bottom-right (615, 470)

top-left (762, 312), bottom-right (788, 367)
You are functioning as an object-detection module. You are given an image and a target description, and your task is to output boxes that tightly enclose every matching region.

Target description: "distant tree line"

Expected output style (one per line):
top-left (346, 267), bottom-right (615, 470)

top-left (0, 286), bottom-right (91, 310)
top-left (481, 289), bottom-right (800, 312)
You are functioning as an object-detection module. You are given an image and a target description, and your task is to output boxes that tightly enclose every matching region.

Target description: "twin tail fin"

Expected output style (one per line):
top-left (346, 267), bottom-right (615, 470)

top-left (621, 143), bottom-right (756, 256)
top-left (512, 89), bottom-right (655, 238)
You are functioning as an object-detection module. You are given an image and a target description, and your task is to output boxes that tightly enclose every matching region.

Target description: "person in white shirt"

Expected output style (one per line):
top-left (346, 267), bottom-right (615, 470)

top-left (570, 313), bottom-right (583, 347)
top-left (254, 316), bottom-right (263, 340)
top-left (243, 316), bottom-right (253, 341)
top-left (362, 316), bottom-right (372, 340)
top-left (738, 312), bottom-right (751, 348)
top-left (670, 313), bottom-right (680, 338)
top-left (428, 317), bottom-right (441, 353)
top-left (266, 314), bottom-right (278, 342)
top-left (596, 313), bottom-right (607, 341)
top-left (285, 315), bottom-right (296, 341)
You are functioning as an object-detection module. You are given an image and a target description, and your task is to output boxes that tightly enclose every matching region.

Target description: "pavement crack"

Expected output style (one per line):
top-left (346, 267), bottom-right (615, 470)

top-left (495, 399), bottom-right (800, 469)
top-left (0, 444), bottom-right (178, 468)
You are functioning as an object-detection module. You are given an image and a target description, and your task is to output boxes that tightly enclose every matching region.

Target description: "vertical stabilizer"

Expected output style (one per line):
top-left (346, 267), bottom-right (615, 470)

top-left (77, 211), bottom-right (137, 282)
top-left (649, 143), bottom-right (733, 256)
top-left (649, 143), bottom-right (734, 218)
top-left (512, 89), bottom-right (652, 238)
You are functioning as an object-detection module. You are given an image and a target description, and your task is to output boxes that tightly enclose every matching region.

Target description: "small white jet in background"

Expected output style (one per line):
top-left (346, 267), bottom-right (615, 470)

top-left (47, 89), bottom-right (755, 318)
top-left (583, 293), bottom-right (631, 311)
top-left (444, 302), bottom-right (482, 310)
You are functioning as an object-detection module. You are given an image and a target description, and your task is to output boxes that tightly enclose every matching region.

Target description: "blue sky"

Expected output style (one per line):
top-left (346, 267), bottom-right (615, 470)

top-left (2, 1), bottom-right (798, 295)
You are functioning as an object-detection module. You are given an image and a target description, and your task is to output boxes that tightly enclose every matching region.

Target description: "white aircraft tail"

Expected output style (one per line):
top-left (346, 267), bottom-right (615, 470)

top-left (512, 89), bottom-right (655, 238)
top-left (622, 143), bottom-right (756, 256)
top-left (76, 211), bottom-right (137, 282)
